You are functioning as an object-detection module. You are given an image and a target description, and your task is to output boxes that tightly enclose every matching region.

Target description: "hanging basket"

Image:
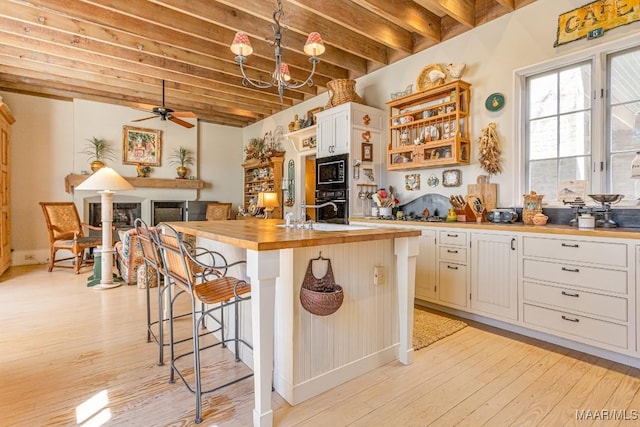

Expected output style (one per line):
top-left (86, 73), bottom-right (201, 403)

top-left (325, 79), bottom-right (364, 109)
top-left (300, 255), bottom-right (344, 316)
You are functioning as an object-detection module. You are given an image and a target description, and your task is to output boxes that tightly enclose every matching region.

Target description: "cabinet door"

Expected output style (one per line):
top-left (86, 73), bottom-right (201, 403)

top-left (438, 261), bottom-right (467, 308)
top-left (470, 233), bottom-right (518, 320)
top-left (415, 229), bottom-right (437, 301)
top-left (316, 115), bottom-right (333, 158)
top-left (332, 108), bottom-right (350, 155)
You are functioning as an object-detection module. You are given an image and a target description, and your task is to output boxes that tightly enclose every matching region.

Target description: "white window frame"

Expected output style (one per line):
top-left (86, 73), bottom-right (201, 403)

top-left (513, 32), bottom-right (640, 207)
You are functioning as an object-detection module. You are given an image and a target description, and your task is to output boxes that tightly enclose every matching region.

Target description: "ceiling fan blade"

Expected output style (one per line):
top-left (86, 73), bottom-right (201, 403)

top-left (172, 111), bottom-right (197, 118)
top-left (131, 115), bottom-right (157, 122)
top-left (169, 116), bottom-right (194, 128)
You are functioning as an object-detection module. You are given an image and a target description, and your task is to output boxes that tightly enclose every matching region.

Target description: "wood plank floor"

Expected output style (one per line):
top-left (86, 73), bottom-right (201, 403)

top-left (2, 264), bottom-right (639, 426)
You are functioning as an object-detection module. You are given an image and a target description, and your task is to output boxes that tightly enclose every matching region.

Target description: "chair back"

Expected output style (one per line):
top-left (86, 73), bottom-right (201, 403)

top-left (134, 218), bottom-right (161, 269)
top-left (205, 202), bottom-right (232, 221)
top-left (156, 224), bottom-right (195, 290)
top-left (39, 202), bottom-right (83, 242)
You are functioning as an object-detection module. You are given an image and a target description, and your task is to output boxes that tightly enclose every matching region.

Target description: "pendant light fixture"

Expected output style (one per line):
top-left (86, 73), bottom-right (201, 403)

top-left (230, 0), bottom-right (325, 102)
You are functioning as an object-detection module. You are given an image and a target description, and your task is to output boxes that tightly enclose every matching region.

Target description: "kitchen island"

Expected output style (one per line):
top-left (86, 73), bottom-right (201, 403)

top-left (167, 219), bottom-right (421, 427)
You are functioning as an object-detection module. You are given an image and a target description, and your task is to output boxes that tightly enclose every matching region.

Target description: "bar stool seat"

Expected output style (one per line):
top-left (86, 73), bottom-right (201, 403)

top-left (157, 223), bottom-right (253, 424)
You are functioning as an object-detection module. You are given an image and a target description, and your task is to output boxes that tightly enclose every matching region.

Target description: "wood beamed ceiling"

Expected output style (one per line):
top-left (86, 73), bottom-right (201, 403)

top-left (0, 0), bottom-right (538, 127)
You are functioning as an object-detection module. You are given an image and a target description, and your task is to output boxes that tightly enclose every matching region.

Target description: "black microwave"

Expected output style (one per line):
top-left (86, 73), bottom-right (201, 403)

top-left (316, 154), bottom-right (348, 189)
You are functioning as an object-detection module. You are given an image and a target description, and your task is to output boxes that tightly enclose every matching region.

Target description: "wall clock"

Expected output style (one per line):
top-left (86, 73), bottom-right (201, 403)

top-left (442, 169), bottom-right (461, 187)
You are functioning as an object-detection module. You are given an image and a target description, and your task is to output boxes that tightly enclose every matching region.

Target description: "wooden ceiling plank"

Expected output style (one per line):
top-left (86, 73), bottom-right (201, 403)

top-left (142, 0), bottom-right (368, 75)
top-left (0, 50), bottom-right (280, 119)
top-left (3, 0), bottom-right (318, 96)
top-left (350, 0), bottom-right (441, 42)
top-left (0, 16), bottom-right (309, 103)
top-left (0, 65), bottom-right (264, 122)
top-left (204, 0), bottom-right (385, 66)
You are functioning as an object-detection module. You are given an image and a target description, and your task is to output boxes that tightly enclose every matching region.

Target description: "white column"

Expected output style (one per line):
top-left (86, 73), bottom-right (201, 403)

top-left (246, 249), bottom-right (280, 427)
top-left (100, 190), bottom-right (115, 285)
top-left (394, 236), bottom-right (419, 365)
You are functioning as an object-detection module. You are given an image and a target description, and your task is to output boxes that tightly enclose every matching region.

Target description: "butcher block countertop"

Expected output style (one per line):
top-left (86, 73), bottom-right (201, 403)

top-left (351, 218), bottom-right (640, 240)
top-left (165, 219), bottom-right (421, 251)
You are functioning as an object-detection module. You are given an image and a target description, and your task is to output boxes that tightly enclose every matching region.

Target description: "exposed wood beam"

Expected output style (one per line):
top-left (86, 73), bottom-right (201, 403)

top-left (351, 0), bottom-right (441, 43)
top-left (495, 0), bottom-right (515, 11)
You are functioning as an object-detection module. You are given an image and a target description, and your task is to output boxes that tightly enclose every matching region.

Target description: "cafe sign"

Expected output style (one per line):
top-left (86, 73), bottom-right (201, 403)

top-left (555, 0), bottom-right (640, 47)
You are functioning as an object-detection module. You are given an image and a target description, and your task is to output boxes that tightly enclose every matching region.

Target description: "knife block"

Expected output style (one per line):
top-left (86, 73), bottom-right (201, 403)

top-left (455, 202), bottom-right (484, 222)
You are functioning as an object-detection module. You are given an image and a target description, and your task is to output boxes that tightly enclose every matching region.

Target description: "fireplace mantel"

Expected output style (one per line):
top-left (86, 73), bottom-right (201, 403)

top-left (65, 173), bottom-right (205, 193)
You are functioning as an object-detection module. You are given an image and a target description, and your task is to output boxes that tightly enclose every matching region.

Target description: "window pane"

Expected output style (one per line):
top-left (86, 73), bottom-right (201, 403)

top-left (529, 74), bottom-right (557, 119)
top-left (611, 152), bottom-right (637, 199)
top-left (559, 65), bottom-right (591, 114)
top-left (611, 103), bottom-right (640, 152)
top-left (610, 49), bottom-right (640, 104)
top-left (529, 159), bottom-right (557, 197)
top-left (559, 156), bottom-right (590, 182)
top-left (529, 117), bottom-right (557, 160)
top-left (559, 111), bottom-right (591, 156)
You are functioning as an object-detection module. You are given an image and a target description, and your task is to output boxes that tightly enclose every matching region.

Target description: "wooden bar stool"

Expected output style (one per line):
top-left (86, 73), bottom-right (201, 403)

top-left (156, 223), bottom-right (253, 424)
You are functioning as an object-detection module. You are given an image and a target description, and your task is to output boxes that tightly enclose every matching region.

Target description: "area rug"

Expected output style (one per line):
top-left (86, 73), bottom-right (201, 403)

top-left (413, 308), bottom-right (467, 351)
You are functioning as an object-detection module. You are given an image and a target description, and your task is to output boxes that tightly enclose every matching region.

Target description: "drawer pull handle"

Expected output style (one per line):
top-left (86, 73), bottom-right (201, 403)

top-left (447, 233), bottom-right (458, 237)
top-left (447, 249), bottom-right (459, 254)
top-left (447, 265), bottom-right (459, 270)
top-left (561, 315), bottom-right (580, 323)
top-left (561, 291), bottom-right (580, 298)
top-left (561, 267), bottom-right (580, 273)
top-left (561, 243), bottom-right (579, 248)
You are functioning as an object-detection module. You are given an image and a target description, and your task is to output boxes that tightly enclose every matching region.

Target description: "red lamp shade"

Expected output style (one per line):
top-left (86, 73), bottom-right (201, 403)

top-left (304, 32), bottom-right (325, 57)
top-left (230, 32), bottom-right (253, 57)
top-left (277, 63), bottom-right (291, 82)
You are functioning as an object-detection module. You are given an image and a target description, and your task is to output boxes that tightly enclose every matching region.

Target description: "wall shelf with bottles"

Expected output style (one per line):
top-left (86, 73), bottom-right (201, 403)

top-left (386, 80), bottom-right (471, 171)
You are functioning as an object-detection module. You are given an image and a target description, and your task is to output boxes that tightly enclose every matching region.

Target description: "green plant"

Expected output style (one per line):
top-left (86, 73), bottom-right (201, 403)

top-left (168, 146), bottom-right (194, 167)
top-left (81, 137), bottom-right (116, 162)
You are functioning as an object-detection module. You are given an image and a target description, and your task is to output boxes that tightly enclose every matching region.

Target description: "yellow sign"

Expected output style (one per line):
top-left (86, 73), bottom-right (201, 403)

top-left (555, 0), bottom-right (640, 47)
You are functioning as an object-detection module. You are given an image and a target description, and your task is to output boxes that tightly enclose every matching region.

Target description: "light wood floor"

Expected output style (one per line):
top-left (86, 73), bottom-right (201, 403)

top-left (2, 264), bottom-right (640, 426)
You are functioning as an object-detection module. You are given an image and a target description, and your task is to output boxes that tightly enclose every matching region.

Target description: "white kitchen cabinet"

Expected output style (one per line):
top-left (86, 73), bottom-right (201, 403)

top-left (436, 229), bottom-right (468, 309)
top-left (470, 232), bottom-right (518, 320)
top-left (415, 229), bottom-right (437, 301)
top-left (316, 102), bottom-right (384, 158)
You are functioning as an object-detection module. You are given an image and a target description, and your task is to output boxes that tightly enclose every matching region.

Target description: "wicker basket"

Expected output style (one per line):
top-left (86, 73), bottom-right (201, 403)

top-left (300, 256), bottom-right (344, 316)
top-left (325, 79), bottom-right (363, 109)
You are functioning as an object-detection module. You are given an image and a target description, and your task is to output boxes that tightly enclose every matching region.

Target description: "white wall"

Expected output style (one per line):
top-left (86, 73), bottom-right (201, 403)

top-left (242, 0), bottom-right (640, 210)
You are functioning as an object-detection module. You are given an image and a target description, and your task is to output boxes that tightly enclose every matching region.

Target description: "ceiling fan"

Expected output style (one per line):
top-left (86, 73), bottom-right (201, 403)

top-left (132, 80), bottom-right (196, 128)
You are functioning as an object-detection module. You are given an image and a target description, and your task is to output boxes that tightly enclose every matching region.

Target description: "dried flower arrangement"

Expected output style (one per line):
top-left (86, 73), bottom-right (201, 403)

top-left (478, 122), bottom-right (502, 176)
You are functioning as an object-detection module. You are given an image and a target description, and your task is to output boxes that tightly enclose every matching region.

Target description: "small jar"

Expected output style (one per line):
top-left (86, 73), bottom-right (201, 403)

top-left (578, 213), bottom-right (595, 230)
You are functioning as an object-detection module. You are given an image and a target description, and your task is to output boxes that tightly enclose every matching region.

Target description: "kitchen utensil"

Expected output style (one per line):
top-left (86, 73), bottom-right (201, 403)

top-left (588, 194), bottom-right (623, 228)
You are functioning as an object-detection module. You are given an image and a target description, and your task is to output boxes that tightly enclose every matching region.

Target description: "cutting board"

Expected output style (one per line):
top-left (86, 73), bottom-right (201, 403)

top-left (467, 183), bottom-right (497, 212)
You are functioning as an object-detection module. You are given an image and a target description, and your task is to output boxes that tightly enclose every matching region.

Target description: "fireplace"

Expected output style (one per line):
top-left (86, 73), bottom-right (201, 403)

top-left (151, 200), bottom-right (218, 225)
top-left (88, 202), bottom-right (142, 242)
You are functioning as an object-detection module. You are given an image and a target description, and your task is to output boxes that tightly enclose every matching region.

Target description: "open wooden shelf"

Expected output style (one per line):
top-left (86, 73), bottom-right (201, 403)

top-left (65, 173), bottom-right (204, 193)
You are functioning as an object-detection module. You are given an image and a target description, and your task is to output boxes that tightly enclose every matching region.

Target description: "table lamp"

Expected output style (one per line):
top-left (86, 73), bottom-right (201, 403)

top-left (75, 167), bottom-right (134, 289)
top-left (257, 191), bottom-right (279, 219)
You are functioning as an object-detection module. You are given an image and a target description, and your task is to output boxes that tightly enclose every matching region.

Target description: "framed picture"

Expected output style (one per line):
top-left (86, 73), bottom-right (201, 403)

top-left (122, 126), bottom-right (162, 166)
top-left (307, 107), bottom-right (324, 125)
top-left (302, 137), bottom-right (311, 147)
top-left (362, 142), bottom-right (373, 162)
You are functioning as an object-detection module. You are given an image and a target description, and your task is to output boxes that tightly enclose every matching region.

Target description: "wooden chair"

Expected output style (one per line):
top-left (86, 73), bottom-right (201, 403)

top-left (39, 202), bottom-right (103, 274)
top-left (205, 202), bottom-right (232, 221)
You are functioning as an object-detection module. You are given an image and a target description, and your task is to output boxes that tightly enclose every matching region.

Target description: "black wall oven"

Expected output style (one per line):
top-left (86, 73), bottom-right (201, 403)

top-left (316, 153), bottom-right (349, 224)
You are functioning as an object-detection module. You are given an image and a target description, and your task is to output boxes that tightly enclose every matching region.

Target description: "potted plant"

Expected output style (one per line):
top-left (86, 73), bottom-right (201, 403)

top-left (169, 146), bottom-right (194, 179)
top-left (81, 137), bottom-right (116, 172)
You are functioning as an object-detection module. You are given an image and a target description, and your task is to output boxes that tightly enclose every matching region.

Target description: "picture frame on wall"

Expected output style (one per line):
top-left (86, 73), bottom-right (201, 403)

top-left (362, 142), bottom-right (373, 162)
top-left (122, 125), bottom-right (162, 166)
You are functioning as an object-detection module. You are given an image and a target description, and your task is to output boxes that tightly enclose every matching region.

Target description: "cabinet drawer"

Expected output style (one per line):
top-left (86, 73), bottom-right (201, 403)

top-left (523, 304), bottom-right (628, 349)
top-left (522, 259), bottom-right (627, 294)
top-left (439, 230), bottom-right (467, 247)
top-left (523, 281), bottom-right (627, 322)
top-left (439, 246), bottom-right (467, 263)
top-left (523, 236), bottom-right (627, 268)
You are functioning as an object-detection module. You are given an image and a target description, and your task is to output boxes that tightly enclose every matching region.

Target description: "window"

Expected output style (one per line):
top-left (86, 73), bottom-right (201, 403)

top-left (523, 39), bottom-right (640, 202)
top-left (526, 62), bottom-right (592, 200)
